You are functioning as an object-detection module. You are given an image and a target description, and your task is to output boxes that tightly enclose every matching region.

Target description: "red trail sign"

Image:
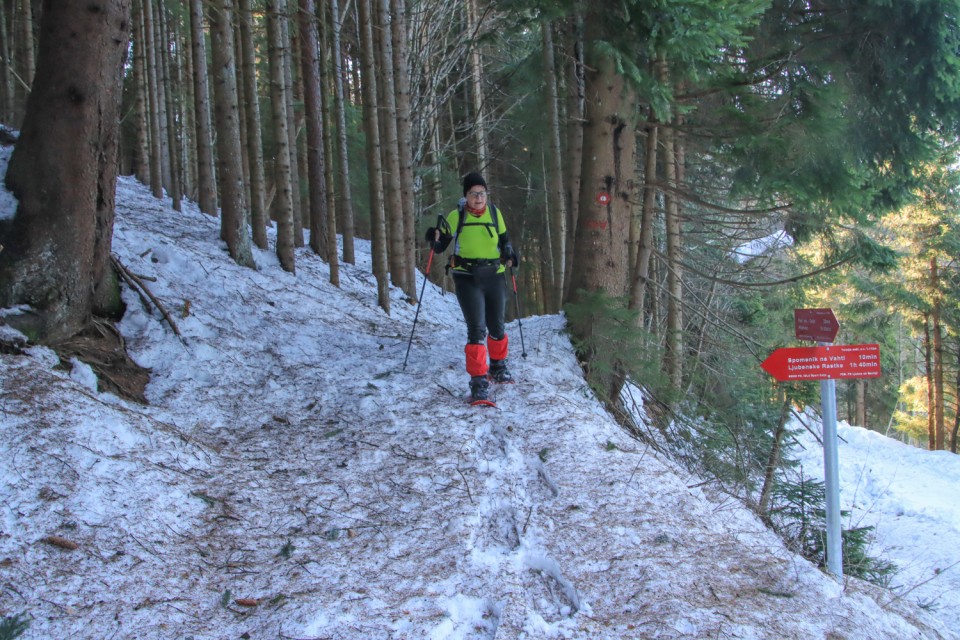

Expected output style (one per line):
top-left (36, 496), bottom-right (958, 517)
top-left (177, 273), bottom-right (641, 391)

top-left (761, 344), bottom-right (881, 381)
top-left (795, 308), bottom-right (840, 342)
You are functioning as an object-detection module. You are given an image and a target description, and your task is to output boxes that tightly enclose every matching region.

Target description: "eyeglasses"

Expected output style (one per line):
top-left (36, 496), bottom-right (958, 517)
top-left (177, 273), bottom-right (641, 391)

top-left (466, 190), bottom-right (487, 199)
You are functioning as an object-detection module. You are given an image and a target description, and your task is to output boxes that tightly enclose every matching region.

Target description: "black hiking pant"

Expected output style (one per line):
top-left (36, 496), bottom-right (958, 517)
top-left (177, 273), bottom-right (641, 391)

top-left (453, 265), bottom-right (507, 344)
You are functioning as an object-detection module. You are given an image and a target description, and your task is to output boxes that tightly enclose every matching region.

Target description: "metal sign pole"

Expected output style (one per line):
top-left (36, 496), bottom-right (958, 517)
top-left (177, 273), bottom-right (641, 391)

top-left (820, 371), bottom-right (843, 579)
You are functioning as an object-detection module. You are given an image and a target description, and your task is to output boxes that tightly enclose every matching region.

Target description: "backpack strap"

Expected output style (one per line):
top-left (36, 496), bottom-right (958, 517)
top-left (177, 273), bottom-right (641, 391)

top-left (454, 202), bottom-right (501, 244)
top-left (450, 202), bottom-right (502, 272)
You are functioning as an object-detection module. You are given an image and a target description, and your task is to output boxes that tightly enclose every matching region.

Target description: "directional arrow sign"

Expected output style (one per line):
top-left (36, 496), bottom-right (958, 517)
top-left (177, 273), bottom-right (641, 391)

top-left (762, 344), bottom-right (881, 381)
top-left (795, 308), bottom-right (840, 343)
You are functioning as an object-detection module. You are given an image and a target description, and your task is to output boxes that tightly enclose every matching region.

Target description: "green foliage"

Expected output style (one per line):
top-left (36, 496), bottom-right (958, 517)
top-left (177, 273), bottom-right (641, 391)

top-left (769, 475), bottom-right (897, 585)
top-left (0, 613), bottom-right (30, 640)
top-left (564, 289), bottom-right (668, 406)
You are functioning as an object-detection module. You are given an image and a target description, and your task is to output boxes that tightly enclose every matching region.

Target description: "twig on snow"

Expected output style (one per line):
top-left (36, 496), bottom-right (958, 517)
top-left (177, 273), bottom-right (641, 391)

top-left (111, 254), bottom-right (185, 344)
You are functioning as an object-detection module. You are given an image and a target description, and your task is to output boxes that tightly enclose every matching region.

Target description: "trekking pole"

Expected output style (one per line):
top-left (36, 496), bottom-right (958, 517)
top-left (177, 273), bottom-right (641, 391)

top-left (509, 265), bottom-right (528, 358)
top-left (402, 247), bottom-right (435, 370)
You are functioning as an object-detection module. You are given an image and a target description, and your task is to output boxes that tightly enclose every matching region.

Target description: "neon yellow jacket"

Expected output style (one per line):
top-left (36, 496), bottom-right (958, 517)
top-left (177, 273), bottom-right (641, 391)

top-left (444, 205), bottom-right (507, 274)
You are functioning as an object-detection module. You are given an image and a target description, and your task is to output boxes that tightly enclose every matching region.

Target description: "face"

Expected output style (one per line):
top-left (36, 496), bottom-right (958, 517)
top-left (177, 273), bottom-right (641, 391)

top-left (466, 189), bottom-right (487, 204)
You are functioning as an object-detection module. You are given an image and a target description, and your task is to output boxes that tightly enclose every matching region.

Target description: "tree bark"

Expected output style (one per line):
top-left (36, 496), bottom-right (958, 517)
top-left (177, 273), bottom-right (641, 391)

top-left (628, 109), bottom-right (659, 320)
top-left (208, 0), bottom-right (254, 267)
top-left (15, 0), bottom-right (35, 126)
top-left (561, 11), bottom-right (584, 305)
top-left (542, 21), bottom-right (567, 312)
top-left (375, 0), bottom-right (409, 295)
top-left (931, 258), bottom-right (945, 449)
top-left (315, 0), bottom-right (339, 284)
top-left (131, 0), bottom-right (151, 186)
top-left (330, 0), bottom-right (355, 264)
top-left (237, 0), bottom-right (268, 248)
top-left (150, 0), bottom-right (171, 197)
top-left (390, 0), bottom-right (417, 295)
top-left (142, 0), bottom-right (163, 198)
top-left (188, 0), bottom-right (218, 216)
top-left (953, 346), bottom-right (960, 453)
top-left (266, 0), bottom-right (296, 272)
top-left (357, 0), bottom-right (390, 313)
top-left (0, 0), bottom-right (132, 341)
top-left (465, 0), bottom-right (488, 169)
top-left (663, 116), bottom-right (683, 390)
top-left (0, 6), bottom-right (14, 124)
top-left (568, 28), bottom-right (636, 302)
top-left (924, 313), bottom-right (935, 449)
top-left (298, 0), bottom-right (330, 260)
top-left (157, 2), bottom-right (181, 210)
top-left (281, 6), bottom-right (303, 246)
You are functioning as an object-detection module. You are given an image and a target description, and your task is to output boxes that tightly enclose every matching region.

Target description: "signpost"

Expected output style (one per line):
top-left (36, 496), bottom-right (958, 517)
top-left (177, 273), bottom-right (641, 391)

top-left (761, 344), bottom-right (881, 381)
top-left (760, 309), bottom-right (882, 580)
top-left (794, 308), bottom-right (840, 343)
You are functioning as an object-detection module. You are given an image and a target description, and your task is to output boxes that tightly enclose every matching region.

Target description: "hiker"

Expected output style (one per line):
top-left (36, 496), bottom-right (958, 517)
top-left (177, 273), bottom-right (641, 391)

top-left (425, 172), bottom-right (519, 402)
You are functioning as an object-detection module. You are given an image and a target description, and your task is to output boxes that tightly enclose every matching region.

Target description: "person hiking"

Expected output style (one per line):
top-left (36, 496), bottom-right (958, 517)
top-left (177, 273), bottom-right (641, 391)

top-left (425, 172), bottom-right (519, 403)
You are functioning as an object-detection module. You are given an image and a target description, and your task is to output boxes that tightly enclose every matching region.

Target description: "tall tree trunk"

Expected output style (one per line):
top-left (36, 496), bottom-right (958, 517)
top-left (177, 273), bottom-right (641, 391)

top-left (375, 0), bottom-right (409, 295)
top-left (298, 0), bottom-right (330, 260)
top-left (281, 7), bottom-right (303, 246)
top-left (568, 29), bottom-right (636, 301)
top-left (266, 0), bottom-right (296, 272)
top-left (237, 0), bottom-right (268, 248)
top-left (390, 0), bottom-right (417, 295)
top-left (628, 109), bottom-right (659, 319)
top-left (663, 115), bottom-right (683, 391)
top-left (561, 12), bottom-right (584, 306)
top-left (178, 18), bottom-right (197, 200)
top-left (131, 0), bottom-right (151, 186)
top-left (208, 0), bottom-right (254, 267)
top-left (142, 0), bottom-right (163, 198)
top-left (542, 21), bottom-right (567, 313)
top-left (931, 258), bottom-right (945, 449)
top-left (233, 18), bottom-right (250, 207)
top-left (14, 0), bottom-right (35, 126)
top-left (953, 346), bottom-right (960, 454)
top-left (567, 14), bottom-right (637, 402)
top-left (465, 0), bottom-right (488, 169)
top-left (316, 0), bottom-right (339, 284)
top-left (158, 2), bottom-right (181, 211)
top-left (924, 313), bottom-right (935, 449)
top-left (0, 6), bottom-right (14, 124)
top-left (188, 0), bottom-right (218, 216)
top-left (357, 0), bottom-right (390, 313)
top-left (150, 0), bottom-right (171, 197)
top-left (330, 0), bottom-right (355, 264)
top-left (0, 0), bottom-right (131, 341)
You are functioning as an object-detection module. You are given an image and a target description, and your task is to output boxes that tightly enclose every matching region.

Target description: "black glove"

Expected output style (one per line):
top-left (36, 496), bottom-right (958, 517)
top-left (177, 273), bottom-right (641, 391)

top-left (425, 226), bottom-right (452, 253)
top-left (501, 243), bottom-right (519, 267)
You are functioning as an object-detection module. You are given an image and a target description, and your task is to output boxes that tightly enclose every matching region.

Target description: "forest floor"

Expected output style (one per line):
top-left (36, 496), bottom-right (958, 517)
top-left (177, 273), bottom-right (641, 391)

top-left (0, 168), bottom-right (956, 639)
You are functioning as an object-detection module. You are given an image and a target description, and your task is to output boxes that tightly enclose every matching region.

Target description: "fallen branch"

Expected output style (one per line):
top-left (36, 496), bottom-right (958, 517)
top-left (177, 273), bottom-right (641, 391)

top-left (111, 254), bottom-right (185, 343)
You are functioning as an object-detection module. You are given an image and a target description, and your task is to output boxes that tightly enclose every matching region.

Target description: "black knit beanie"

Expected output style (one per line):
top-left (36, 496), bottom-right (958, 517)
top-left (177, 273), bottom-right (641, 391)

top-left (462, 172), bottom-right (487, 196)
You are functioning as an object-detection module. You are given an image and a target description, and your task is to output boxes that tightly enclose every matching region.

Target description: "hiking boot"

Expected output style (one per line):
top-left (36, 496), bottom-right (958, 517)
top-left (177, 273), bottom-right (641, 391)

top-left (489, 359), bottom-right (513, 383)
top-left (470, 375), bottom-right (491, 401)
